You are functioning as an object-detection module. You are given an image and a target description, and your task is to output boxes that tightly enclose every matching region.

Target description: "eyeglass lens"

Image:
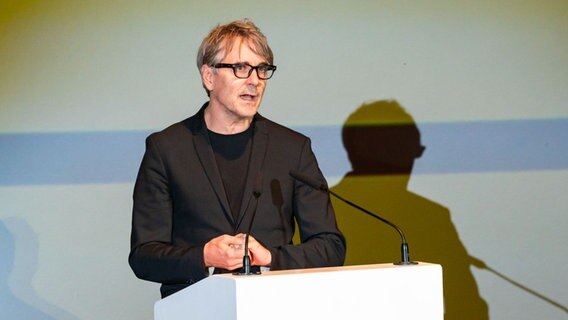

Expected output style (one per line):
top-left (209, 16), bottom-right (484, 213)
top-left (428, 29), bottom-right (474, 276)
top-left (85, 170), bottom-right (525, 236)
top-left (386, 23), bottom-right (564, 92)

top-left (234, 64), bottom-right (274, 79)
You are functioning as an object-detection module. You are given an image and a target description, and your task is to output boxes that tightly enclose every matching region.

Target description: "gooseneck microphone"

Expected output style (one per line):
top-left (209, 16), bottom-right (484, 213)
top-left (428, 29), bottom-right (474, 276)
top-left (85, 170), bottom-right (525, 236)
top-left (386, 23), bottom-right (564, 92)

top-left (289, 170), bottom-right (417, 265)
top-left (236, 174), bottom-right (263, 275)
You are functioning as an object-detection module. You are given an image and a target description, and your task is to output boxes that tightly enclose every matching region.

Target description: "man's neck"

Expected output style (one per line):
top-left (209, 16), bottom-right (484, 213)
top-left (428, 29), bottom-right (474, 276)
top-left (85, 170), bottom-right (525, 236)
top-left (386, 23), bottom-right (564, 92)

top-left (204, 104), bottom-right (253, 134)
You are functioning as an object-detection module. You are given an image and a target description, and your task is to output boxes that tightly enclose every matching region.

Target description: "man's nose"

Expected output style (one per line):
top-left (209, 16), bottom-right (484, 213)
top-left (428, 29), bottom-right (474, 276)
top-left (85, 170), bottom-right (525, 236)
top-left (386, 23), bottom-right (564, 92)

top-left (245, 70), bottom-right (260, 85)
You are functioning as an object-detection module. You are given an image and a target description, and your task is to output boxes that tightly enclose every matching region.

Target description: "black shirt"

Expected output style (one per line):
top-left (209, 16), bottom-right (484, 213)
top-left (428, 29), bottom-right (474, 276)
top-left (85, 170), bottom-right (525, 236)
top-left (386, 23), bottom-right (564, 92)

top-left (208, 126), bottom-right (253, 222)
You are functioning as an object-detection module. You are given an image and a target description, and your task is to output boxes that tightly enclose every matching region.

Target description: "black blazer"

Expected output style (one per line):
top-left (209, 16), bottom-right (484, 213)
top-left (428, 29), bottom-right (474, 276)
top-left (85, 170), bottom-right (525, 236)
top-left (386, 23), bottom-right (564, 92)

top-left (129, 104), bottom-right (345, 297)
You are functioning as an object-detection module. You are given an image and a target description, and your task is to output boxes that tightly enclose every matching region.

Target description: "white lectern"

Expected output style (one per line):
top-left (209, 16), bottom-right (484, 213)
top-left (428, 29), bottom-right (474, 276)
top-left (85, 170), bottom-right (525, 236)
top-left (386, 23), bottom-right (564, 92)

top-left (154, 262), bottom-right (443, 320)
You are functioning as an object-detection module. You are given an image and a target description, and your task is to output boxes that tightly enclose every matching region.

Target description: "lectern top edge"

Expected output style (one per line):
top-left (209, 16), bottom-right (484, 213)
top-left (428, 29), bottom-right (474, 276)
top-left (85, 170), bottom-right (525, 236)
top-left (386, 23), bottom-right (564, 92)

top-left (214, 261), bottom-right (438, 279)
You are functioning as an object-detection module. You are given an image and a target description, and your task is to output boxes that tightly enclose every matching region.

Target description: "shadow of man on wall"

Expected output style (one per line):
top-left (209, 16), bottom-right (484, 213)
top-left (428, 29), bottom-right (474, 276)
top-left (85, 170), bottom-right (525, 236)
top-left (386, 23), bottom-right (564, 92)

top-left (331, 100), bottom-right (488, 320)
top-left (0, 218), bottom-right (78, 319)
top-left (0, 220), bottom-right (54, 319)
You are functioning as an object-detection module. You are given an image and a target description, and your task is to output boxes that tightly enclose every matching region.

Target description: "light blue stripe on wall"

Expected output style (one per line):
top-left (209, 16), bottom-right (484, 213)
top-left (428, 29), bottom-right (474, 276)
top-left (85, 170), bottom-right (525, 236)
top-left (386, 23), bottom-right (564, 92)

top-left (298, 118), bottom-right (568, 176)
top-left (0, 131), bottom-right (148, 186)
top-left (1, 119), bottom-right (567, 186)
top-left (415, 119), bottom-right (568, 174)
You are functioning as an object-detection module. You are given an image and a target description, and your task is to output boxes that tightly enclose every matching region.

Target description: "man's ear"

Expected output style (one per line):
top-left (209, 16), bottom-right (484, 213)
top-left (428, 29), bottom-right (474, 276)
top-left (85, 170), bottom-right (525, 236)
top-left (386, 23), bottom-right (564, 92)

top-left (201, 64), bottom-right (214, 92)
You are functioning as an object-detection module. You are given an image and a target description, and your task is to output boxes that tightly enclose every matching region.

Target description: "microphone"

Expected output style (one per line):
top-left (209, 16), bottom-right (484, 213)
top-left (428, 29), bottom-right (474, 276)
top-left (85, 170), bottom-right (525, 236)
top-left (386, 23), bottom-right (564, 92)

top-left (236, 173), bottom-right (263, 275)
top-left (289, 170), bottom-right (417, 265)
top-left (270, 179), bottom-right (288, 244)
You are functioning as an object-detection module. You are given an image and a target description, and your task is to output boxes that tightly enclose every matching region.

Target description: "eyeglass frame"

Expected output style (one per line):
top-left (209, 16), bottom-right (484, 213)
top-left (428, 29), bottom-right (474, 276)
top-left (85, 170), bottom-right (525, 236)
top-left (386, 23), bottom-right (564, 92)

top-left (212, 62), bottom-right (277, 80)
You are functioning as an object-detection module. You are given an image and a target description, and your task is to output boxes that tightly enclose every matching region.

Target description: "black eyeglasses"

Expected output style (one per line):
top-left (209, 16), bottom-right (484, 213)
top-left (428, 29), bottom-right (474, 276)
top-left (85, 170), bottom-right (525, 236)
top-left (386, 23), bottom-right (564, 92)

top-left (213, 62), bottom-right (277, 80)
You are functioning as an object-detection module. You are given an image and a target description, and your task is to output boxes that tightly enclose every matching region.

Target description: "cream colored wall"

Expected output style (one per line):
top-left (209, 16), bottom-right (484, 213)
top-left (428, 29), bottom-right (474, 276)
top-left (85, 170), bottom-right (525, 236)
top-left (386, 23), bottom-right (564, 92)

top-left (1, 1), bottom-right (567, 319)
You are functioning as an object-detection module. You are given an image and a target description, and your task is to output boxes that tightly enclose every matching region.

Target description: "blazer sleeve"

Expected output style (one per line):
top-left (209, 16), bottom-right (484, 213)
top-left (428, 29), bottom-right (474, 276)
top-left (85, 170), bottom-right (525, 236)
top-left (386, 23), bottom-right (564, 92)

top-left (269, 137), bottom-right (346, 269)
top-left (128, 134), bottom-right (208, 285)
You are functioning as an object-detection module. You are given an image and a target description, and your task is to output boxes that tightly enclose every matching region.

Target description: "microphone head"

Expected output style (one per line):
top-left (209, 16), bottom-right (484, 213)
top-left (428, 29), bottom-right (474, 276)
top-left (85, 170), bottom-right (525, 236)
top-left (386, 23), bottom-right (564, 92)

top-left (253, 173), bottom-right (263, 198)
top-left (270, 179), bottom-right (284, 207)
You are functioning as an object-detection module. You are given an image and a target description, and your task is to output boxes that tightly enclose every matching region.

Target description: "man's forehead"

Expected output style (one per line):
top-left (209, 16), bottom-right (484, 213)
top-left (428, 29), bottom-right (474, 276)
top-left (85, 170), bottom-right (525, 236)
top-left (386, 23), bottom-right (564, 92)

top-left (219, 37), bottom-right (265, 62)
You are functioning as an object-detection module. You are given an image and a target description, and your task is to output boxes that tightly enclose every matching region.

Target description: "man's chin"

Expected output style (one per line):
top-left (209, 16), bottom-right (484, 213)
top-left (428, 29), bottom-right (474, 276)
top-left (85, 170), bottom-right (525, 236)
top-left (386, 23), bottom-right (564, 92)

top-left (238, 103), bottom-right (260, 117)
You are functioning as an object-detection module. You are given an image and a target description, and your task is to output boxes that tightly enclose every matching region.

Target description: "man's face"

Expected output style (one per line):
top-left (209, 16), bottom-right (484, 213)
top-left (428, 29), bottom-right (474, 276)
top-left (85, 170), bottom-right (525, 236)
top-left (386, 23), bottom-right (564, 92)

top-left (203, 39), bottom-right (268, 123)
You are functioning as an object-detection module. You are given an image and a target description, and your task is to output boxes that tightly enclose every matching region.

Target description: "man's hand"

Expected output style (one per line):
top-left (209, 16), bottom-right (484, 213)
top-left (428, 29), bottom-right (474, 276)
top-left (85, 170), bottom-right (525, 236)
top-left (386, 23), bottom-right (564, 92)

top-left (237, 234), bottom-right (272, 267)
top-left (203, 234), bottom-right (246, 270)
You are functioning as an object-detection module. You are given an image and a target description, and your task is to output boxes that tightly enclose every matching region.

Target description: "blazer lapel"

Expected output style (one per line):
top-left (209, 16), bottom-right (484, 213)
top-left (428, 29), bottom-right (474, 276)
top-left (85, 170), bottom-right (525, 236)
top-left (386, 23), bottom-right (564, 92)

top-left (189, 107), bottom-right (233, 224)
top-left (235, 116), bottom-right (268, 229)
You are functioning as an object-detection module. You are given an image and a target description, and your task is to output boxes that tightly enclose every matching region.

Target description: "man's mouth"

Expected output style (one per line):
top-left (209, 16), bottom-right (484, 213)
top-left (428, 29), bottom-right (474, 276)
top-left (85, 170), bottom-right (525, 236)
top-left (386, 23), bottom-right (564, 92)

top-left (240, 93), bottom-right (257, 101)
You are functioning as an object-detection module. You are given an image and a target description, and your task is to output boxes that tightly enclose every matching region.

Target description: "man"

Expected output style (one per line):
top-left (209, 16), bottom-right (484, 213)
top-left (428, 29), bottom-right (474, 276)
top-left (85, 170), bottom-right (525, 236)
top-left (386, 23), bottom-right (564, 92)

top-left (128, 19), bottom-right (346, 298)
